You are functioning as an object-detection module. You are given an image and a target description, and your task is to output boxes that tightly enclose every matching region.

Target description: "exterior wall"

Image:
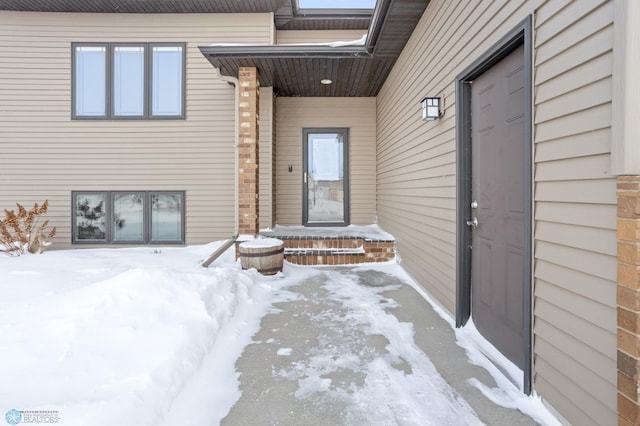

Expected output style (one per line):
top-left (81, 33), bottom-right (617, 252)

top-left (259, 87), bottom-right (275, 230)
top-left (276, 30), bottom-right (366, 44)
top-left (616, 176), bottom-right (640, 425)
top-left (376, 1), bottom-right (616, 425)
top-left (611, 0), bottom-right (640, 175)
top-left (275, 97), bottom-right (376, 226)
top-left (237, 67), bottom-right (260, 236)
top-left (0, 11), bottom-right (273, 247)
top-left (532, 3), bottom-right (615, 424)
top-left (271, 93), bottom-right (277, 228)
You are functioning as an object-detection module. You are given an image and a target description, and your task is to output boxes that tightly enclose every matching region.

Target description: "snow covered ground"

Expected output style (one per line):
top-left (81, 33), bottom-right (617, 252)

top-left (0, 242), bottom-right (559, 425)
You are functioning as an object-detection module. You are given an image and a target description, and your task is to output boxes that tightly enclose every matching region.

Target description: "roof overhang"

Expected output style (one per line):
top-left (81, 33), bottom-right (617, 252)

top-left (199, 45), bottom-right (395, 97)
top-left (200, 46), bottom-right (373, 59)
top-left (0, 0), bottom-right (372, 30)
top-left (200, 0), bottom-right (430, 97)
top-left (2, 0), bottom-right (430, 97)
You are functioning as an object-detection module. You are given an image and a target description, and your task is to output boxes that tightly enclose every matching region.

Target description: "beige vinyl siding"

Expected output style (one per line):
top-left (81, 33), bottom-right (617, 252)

top-left (275, 97), bottom-right (376, 226)
top-left (376, 0), bottom-right (616, 424)
top-left (259, 87), bottom-right (274, 230)
top-left (533, 2), bottom-right (616, 425)
top-left (276, 30), bottom-right (366, 44)
top-left (0, 11), bottom-right (272, 247)
top-left (272, 94), bottom-right (277, 227)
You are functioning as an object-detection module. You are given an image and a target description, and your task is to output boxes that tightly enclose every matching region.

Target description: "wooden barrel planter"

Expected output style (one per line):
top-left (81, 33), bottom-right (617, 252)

top-left (239, 238), bottom-right (284, 275)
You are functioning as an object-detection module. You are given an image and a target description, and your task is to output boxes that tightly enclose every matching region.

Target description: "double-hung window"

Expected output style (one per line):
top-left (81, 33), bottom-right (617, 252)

top-left (72, 43), bottom-right (185, 119)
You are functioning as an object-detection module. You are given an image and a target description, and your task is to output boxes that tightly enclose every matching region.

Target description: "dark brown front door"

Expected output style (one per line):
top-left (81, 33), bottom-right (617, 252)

top-left (470, 46), bottom-right (526, 369)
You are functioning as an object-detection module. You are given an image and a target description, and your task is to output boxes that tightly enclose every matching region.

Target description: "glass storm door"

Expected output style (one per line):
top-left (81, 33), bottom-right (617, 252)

top-left (303, 128), bottom-right (349, 226)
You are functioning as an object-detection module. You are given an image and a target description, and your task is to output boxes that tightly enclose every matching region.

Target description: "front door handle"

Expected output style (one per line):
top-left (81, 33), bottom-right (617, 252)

top-left (466, 217), bottom-right (478, 229)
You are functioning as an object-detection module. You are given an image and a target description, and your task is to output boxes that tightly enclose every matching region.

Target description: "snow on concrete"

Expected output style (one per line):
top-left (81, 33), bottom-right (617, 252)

top-left (456, 321), bottom-right (563, 426)
top-left (0, 243), bottom-right (558, 425)
top-left (269, 268), bottom-right (484, 425)
top-left (352, 262), bottom-right (563, 426)
top-left (277, 348), bottom-right (293, 356)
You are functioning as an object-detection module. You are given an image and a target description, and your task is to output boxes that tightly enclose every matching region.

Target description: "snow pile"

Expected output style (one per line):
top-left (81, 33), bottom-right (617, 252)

top-left (0, 243), bottom-right (561, 425)
top-left (263, 223), bottom-right (394, 241)
top-left (0, 243), bottom-right (284, 426)
top-left (455, 321), bottom-right (563, 426)
top-left (239, 237), bottom-right (283, 248)
top-left (294, 34), bottom-right (367, 47)
top-left (209, 34), bottom-right (367, 48)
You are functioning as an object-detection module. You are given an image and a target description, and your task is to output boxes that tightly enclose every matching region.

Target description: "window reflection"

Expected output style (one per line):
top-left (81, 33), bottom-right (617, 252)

top-left (151, 193), bottom-right (183, 242)
top-left (112, 193), bottom-right (144, 242)
top-left (75, 193), bottom-right (106, 241)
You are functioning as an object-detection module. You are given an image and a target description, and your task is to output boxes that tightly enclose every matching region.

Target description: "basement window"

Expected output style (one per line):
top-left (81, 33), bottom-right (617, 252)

top-left (72, 43), bottom-right (185, 119)
top-left (72, 191), bottom-right (185, 244)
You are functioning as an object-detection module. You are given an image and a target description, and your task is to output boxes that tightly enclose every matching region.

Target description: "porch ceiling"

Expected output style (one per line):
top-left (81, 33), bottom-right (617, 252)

top-left (200, 0), bottom-right (430, 97)
top-left (199, 46), bottom-right (396, 97)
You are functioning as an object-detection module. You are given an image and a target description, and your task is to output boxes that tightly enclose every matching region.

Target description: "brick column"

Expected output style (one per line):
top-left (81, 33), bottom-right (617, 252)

top-left (617, 176), bottom-right (640, 425)
top-left (238, 67), bottom-right (260, 236)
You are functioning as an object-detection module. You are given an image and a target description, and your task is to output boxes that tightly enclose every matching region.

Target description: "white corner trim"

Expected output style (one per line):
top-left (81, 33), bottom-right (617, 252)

top-left (270, 12), bottom-right (276, 45)
top-left (612, 0), bottom-right (640, 175)
top-left (216, 70), bottom-right (240, 235)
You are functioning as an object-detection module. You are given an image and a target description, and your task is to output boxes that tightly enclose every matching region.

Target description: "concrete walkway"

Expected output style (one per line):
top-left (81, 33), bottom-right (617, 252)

top-left (221, 267), bottom-right (539, 425)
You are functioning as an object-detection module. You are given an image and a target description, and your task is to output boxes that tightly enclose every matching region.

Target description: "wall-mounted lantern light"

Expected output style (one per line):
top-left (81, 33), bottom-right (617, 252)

top-left (421, 97), bottom-right (442, 121)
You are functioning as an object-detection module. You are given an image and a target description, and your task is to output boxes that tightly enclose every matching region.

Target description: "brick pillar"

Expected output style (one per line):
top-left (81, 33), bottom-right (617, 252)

top-left (617, 176), bottom-right (640, 425)
top-left (238, 67), bottom-right (259, 237)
